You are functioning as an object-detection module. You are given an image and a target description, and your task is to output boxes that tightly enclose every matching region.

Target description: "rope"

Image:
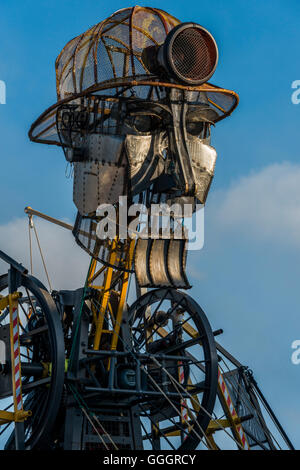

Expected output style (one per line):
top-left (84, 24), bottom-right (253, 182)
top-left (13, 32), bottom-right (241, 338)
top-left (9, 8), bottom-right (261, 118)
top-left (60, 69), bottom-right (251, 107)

top-left (68, 383), bottom-right (119, 450)
top-left (140, 362), bottom-right (212, 450)
top-left (27, 214), bottom-right (52, 291)
top-left (149, 355), bottom-right (245, 450)
top-left (81, 406), bottom-right (109, 450)
top-left (28, 216), bottom-right (33, 275)
top-left (32, 224), bottom-right (52, 292)
top-left (92, 414), bottom-right (119, 450)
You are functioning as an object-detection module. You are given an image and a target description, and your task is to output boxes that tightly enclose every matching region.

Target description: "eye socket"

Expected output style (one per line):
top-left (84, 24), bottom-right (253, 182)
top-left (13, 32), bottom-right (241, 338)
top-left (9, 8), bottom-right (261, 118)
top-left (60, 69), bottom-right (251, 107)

top-left (125, 113), bottom-right (162, 133)
top-left (186, 120), bottom-right (204, 136)
top-left (61, 109), bottom-right (89, 131)
top-left (62, 111), bottom-right (74, 130)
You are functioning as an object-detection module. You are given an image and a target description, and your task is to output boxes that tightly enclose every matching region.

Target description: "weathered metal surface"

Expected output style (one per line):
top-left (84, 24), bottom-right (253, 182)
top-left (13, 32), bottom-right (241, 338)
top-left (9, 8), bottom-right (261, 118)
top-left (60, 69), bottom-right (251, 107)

top-left (72, 134), bottom-right (128, 214)
top-left (126, 134), bottom-right (165, 194)
top-left (135, 237), bottom-right (190, 289)
top-left (73, 161), bottom-right (127, 214)
top-left (134, 238), bottom-right (152, 287)
top-left (149, 239), bottom-right (171, 286)
top-left (167, 239), bottom-right (190, 288)
top-left (188, 139), bottom-right (217, 204)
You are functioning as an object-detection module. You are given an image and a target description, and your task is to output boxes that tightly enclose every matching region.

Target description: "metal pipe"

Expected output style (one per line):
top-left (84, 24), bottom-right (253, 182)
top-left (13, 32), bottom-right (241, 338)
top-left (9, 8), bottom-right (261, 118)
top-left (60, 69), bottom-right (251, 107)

top-left (82, 349), bottom-right (192, 362)
top-left (0, 250), bottom-right (28, 275)
top-left (24, 206), bottom-right (91, 239)
top-left (21, 362), bottom-right (45, 377)
top-left (24, 207), bottom-right (74, 232)
top-left (85, 386), bottom-right (191, 399)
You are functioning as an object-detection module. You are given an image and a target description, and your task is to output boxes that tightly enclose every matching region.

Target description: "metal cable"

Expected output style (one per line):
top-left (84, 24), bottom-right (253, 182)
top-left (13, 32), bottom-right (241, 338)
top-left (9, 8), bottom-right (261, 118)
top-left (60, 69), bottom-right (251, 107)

top-left (150, 356), bottom-right (245, 450)
top-left (140, 362), bottom-right (211, 450)
top-left (81, 406), bottom-right (109, 450)
top-left (218, 359), bottom-right (282, 450)
top-left (160, 366), bottom-right (214, 450)
top-left (251, 387), bottom-right (283, 450)
top-left (69, 383), bottom-right (119, 450)
top-left (32, 222), bottom-right (52, 292)
top-left (28, 216), bottom-right (33, 275)
top-left (92, 413), bottom-right (119, 450)
top-left (100, 306), bottom-right (229, 449)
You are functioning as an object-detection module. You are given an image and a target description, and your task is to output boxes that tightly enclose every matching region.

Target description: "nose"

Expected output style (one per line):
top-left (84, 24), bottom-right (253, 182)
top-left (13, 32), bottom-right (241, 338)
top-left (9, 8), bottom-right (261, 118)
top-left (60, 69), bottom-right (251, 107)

top-left (166, 88), bottom-right (197, 196)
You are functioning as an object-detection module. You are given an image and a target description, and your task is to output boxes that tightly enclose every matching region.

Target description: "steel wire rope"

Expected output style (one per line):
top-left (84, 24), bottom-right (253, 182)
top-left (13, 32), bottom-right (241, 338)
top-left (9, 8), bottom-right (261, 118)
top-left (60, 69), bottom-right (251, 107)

top-left (28, 216), bottom-right (33, 274)
top-left (139, 362), bottom-right (212, 450)
top-left (32, 222), bottom-right (52, 292)
top-left (250, 386), bottom-right (284, 450)
top-left (149, 355), bottom-right (245, 450)
top-left (68, 382), bottom-right (119, 450)
top-left (68, 383), bottom-right (109, 450)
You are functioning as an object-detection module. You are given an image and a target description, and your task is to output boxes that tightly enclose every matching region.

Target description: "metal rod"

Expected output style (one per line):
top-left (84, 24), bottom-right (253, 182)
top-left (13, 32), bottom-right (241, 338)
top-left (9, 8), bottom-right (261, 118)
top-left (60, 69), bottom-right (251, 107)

top-left (21, 363), bottom-right (45, 377)
top-left (250, 376), bottom-right (295, 450)
top-left (24, 206), bottom-right (91, 239)
top-left (0, 251), bottom-right (28, 275)
top-left (24, 206), bottom-right (74, 232)
top-left (84, 386), bottom-right (191, 399)
top-left (215, 342), bottom-right (243, 369)
top-left (82, 349), bottom-right (192, 362)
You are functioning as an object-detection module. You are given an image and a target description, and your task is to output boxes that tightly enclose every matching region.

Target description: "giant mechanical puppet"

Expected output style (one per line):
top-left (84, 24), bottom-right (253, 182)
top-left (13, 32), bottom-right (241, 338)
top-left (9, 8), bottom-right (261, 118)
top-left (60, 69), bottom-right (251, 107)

top-left (0, 7), bottom-right (293, 451)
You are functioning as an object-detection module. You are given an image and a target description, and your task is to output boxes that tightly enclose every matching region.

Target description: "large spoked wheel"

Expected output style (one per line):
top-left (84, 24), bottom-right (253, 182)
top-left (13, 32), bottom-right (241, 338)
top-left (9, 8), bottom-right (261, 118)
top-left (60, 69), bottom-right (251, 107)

top-left (128, 287), bottom-right (218, 450)
top-left (0, 274), bottom-right (65, 449)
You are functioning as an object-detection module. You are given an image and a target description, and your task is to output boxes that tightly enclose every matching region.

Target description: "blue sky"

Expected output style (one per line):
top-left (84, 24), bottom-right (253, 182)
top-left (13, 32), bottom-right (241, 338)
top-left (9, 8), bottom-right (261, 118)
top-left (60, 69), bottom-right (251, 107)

top-left (0, 0), bottom-right (299, 448)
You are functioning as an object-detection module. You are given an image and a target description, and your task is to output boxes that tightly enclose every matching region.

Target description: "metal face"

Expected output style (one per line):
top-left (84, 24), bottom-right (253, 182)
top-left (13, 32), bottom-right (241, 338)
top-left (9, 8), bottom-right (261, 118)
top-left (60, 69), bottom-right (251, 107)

top-left (125, 133), bottom-right (165, 195)
top-left (73, 161), bottom-right (128, 215)
top-left (69, 91), bottom-right (218, 216)
top-left (72, 134), bottom-right (128, 214)
top-left (188, 137), bottom-right (217, 204)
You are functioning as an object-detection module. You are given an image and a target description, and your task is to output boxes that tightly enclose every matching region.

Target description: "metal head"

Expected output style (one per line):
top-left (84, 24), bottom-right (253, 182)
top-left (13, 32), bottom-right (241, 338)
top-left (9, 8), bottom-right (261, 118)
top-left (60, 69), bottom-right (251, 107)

top-left (28, 6), bottom-right (239, 216)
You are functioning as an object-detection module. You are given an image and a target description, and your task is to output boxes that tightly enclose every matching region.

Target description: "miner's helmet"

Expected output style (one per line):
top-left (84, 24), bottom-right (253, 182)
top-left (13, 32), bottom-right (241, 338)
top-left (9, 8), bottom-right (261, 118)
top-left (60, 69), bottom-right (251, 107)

top-left (29, 6), bottom-right (239, 146)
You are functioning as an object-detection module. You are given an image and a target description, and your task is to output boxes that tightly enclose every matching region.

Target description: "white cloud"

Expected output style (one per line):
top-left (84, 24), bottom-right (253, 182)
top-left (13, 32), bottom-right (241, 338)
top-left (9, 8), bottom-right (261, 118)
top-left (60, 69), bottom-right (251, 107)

top-left (0, 216), bottom-right (89, 291)
top-left (209, 162), bottom-right (300, 248)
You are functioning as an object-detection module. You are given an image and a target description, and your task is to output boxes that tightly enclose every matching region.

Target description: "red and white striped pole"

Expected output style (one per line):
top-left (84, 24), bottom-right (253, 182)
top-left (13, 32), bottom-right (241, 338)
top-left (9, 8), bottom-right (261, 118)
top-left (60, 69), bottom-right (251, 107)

top-left (9, 294), bottom-right (23, 414)
top-left (178, 361), bottom-right (189, 424)
top-left (218, 368), bottom-right (250, 450)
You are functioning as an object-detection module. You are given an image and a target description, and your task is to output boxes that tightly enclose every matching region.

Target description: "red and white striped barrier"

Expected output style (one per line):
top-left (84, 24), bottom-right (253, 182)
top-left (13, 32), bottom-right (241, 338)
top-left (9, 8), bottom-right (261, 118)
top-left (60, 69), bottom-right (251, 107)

top-left (179, 361), bottom-right (188, 423)
top-left (218, 368), bottom-right (249, 450)
top-left (10, 304), bottom-right (23, 412)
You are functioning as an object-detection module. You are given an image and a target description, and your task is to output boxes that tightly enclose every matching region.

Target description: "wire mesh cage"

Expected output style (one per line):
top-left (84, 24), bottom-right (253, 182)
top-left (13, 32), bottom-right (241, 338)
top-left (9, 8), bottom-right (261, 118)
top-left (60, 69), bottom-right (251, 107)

top-left (29, 6), bottom-right (239, 146)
